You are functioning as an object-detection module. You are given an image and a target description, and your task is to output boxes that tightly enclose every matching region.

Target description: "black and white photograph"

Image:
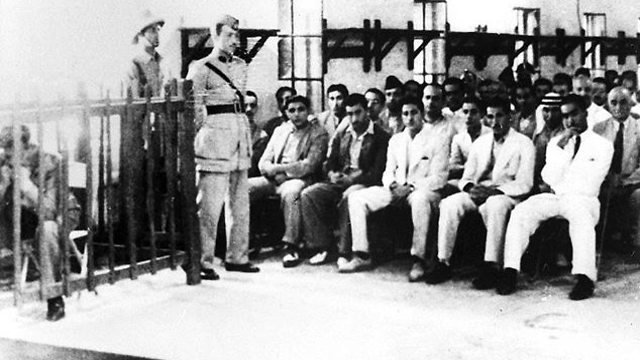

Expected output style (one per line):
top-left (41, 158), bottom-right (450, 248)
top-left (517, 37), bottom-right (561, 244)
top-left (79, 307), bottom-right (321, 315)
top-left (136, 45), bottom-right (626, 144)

top-left (0, 0), bottom-right (639, 359)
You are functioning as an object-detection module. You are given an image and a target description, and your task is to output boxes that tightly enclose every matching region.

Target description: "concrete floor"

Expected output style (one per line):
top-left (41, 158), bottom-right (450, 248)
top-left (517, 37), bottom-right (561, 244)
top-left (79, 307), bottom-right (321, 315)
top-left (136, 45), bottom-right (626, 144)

top-left (1, 256), bottom-right (640, 360)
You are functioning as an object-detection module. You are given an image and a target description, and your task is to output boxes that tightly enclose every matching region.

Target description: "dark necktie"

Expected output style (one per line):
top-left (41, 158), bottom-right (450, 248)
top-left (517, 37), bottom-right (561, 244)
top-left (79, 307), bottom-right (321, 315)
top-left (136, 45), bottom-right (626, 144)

top-left (612, 122), bottom-right (624, 173)
top-left (572, 135), bottom-right (581, 159)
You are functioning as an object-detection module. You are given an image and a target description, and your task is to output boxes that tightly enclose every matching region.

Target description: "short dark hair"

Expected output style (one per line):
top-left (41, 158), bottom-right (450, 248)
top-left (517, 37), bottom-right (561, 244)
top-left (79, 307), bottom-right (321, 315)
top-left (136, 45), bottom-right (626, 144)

top-left (485, 98), bottom-right (511, 114)
top-left (443, 77), bottom-right (464, 91)
top-left (365, 88), bottom-right (385, 104)
top-left (246, 90), bottom-right (258, 101)
top-left (553, 73), bottom-right (573, 90)
top-left (462, 96), bottom-right (485, 113)
top-left (422, 82), bottom-right (444, 95)
top-left (620, 70), bottom-right (637, 88)
top-left (400, 96), bottom-right (424, 113)
top-left (327, 83), bottom-right (349, 98)
top-left (561, 94), bottom-right (587, 112)
top-left (275, 86), bottom-right (296, 101)
top-left (592, 77), bottom-right (607, 86)
top-left (574, 67), bottom-right (591, 78)
top-left (533, 77), bottom-right (553, 89)
top-left (285, 95), bottom-right (310, 110)
top-left (515, 81), bottom-right (534, 91)
top-left (345, 93), bottom-right (367, 109)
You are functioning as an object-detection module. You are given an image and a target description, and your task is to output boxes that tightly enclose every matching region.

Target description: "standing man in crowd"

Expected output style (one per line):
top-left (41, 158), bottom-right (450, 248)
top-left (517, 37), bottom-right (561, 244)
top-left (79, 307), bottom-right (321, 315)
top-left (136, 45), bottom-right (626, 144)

top-left (187, 14), bottom-right (260, 280)
top-left (553, 73), bottom-right (572, 97)
top-left (498, 95), bottom-right (613, 300)
top-left (591, 77), bottom-right (609, 108)
top-left (380, 75), bottom-right (405, 134)
top-left (448, 96), bottom-right (490, 184)
top-left (0, 126), bottom-right (81, 321)
top-left (263, 86), bottom-right (296, 139)
top-left (532, 92), bottom-right (564, 193)
top-left (442, 77), bottom-right (466, 133)
top-left (572, 74), bottom-right (611, 129)
top-left (300, 94), bottom-right (389, 266)
top-left (316, 84), bottom-right (348, 137)
top-left (365, 88), bottom-right (386, 131)
top-left (426, 99), bottom-right (534, 288)
top-left (594, 87), bottom-right (640, 257)
top-left (511, 82), bottom-right (537, 138)
top-left (250, 96), bottom-right (329, 268)
top-left (342, 96), bottom-right (448, 281)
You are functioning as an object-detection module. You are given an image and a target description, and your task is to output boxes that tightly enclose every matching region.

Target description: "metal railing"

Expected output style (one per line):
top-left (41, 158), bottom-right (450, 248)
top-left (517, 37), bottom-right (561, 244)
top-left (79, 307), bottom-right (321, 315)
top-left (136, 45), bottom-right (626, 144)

top-left (0, 80), bottom-right (202, 307)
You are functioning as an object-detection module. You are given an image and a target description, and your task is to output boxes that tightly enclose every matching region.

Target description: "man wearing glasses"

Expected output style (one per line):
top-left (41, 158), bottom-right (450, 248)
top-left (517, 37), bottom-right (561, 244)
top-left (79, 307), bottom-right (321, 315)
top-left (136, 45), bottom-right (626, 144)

top-left (498, 94), bottom-right (613, 300)
top-left (426, 99), bottom-right (535, 289)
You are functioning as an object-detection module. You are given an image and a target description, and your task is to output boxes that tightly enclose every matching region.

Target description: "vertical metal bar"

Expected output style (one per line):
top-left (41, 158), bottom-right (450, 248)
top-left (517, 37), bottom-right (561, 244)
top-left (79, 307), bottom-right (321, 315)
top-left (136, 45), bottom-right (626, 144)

top-left (105, 91), bottom-right (115, 283)
top-left (57, 97), bottom-right (70, 297)
top-left (144, 85), bottom-right (157, 274)
top-left (36, 95), bottom-right (47, 300)
top-left (164, 83), bottom-right (177, 269)
top-left (79, 85), bottom-right (95, 291)
top-left (180, 80), bottom-right (201, 285)
top-left (124, 87), bottom-right (138, 280)
top-left (11, 99), bottom-right (23, 307)
top-left (98, 90), bottom-right (106, 238)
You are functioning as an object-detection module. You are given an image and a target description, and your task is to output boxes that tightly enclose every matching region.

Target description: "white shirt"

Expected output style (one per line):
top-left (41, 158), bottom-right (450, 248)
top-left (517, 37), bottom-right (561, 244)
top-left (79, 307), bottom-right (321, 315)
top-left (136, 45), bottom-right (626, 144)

top-left (542, 130), bottom-right (613, 197)
top-left (449, 125), bottom-right (491, 169)
top-left (587, 103), bottom-right (612, 129)
top-left (347, 121), bottom-right (375, 170)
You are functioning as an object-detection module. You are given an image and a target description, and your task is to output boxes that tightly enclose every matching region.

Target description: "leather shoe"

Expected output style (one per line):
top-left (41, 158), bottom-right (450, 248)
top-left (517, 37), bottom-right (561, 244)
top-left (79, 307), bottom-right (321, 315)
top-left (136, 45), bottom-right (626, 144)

top-left (472, 263), bottom-right (498, 290)
top-left (569, 274), bottom-right (594, 301)
top-left (201, 268), bottom-right (220, 280)
top-left (424, 261), bottom-right (451, 284)
top-left (46, 296), bottom-right (65, 321)
top-left (496, 268), bottom-right (518, 295)
top-left (225, 262), bottom-right (260, 273)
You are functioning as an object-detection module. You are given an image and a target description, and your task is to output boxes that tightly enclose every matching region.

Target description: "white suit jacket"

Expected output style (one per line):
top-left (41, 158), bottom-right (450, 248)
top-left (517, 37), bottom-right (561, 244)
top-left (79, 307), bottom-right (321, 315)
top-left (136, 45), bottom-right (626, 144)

top-left (449, 125), bottom-right (491, 171)
top-left (458, 129), bottom-right (535, 198)
top-left (593, 116), bottom-right (640, 186)
top-left (542, 130), bottom-right (613, 197)
top-left (382, 125), bottom-right (449, 191)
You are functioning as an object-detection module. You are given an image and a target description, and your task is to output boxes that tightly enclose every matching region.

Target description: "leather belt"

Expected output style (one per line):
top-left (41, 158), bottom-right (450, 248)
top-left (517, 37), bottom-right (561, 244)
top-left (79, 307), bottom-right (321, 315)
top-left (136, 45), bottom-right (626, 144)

top-left (206, 103), bottom-right (244, 115)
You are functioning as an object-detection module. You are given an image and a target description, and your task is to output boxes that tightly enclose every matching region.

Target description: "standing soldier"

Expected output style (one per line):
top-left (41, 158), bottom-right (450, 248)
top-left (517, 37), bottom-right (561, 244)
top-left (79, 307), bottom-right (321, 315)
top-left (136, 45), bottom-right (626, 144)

top-left (121, 10), bottom-right (165, 251)
top-left (186, 14), bottom-right (259, 280)
top-left (127, 10), bottom-right (165, 98)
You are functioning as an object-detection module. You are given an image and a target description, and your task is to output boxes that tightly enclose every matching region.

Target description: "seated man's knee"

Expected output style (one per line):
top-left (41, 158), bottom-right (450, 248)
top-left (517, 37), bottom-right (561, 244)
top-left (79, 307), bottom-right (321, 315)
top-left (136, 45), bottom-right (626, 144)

top-left (483, 195), bottom-right (513, 214)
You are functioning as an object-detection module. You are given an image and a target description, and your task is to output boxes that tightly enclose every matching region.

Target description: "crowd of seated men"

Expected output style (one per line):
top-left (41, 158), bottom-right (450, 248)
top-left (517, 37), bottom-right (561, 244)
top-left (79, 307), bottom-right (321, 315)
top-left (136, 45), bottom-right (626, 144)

top-left (246, 66), bottom-right (640, 301)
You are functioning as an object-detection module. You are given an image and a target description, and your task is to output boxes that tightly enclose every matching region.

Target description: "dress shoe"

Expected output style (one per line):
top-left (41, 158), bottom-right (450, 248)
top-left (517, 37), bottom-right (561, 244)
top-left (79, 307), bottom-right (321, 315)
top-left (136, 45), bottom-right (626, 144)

top-left (336, 256), bottom-right (350, 269)
top-left (408, 259), bottom-right (426, 282)
top-left (225, 262), bottom-right (260, 273)
top-left (46, 296), bottom-right (65, 321)
top-left (308, 250), bottom-right (329, 265)
top-left (472, 263), bottom-right (499, 290)
top-left (496, 268), bottom-right (518, 295)
top-left (282, 250), bottom-right (302, 268)
top-left (424, 261), bottom-right (451, 284)
top-left (201, 268), bottom-right (220, 280)
top-left (569, 274), bottom-right (594, 301)
top-left (338, 255), bottom-right (372, 273)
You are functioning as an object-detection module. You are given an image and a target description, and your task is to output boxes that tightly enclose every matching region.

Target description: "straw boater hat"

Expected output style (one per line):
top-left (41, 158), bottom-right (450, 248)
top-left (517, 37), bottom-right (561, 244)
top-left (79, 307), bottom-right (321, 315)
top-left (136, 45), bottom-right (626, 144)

top-left (132, 10), bottom-right (165, 44)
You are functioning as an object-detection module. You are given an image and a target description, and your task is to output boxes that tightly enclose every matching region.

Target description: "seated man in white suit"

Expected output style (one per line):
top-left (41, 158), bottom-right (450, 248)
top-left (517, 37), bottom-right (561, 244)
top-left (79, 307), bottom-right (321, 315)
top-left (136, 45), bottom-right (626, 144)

top-left (497, 94), bottom-right (613, 300)
top-left (340, 96), bottom-right (449, 281)
top-left (425, 98), bottom-right (535, 288)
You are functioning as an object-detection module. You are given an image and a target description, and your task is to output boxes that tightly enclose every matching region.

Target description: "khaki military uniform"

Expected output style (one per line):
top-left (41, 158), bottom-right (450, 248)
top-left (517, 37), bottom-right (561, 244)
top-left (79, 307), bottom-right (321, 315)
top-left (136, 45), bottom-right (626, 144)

top-left (186, 52), bottom-right (252, 269)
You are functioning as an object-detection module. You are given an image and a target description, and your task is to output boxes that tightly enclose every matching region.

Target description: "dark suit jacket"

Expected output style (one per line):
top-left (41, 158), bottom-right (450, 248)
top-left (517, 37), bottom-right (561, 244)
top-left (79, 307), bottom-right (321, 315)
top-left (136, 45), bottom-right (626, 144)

top-left (326, 122), bottom-right (390, 186)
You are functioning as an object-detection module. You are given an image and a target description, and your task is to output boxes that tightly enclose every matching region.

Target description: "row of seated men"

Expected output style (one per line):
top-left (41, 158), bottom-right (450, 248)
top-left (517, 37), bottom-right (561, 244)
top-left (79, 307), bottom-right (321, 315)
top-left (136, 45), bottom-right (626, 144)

top-left (246, 71), bottom-right (640, 301)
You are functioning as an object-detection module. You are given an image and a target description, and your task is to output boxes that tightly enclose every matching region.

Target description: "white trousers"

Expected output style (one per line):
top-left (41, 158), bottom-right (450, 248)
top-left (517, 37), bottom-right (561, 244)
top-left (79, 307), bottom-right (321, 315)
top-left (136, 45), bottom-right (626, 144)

top-left (503, 193), bottom-right (600, 281)
top-left (348, 186), bottom-right (440, 259)
top-left (438, 193), bottom-right (517, 263)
